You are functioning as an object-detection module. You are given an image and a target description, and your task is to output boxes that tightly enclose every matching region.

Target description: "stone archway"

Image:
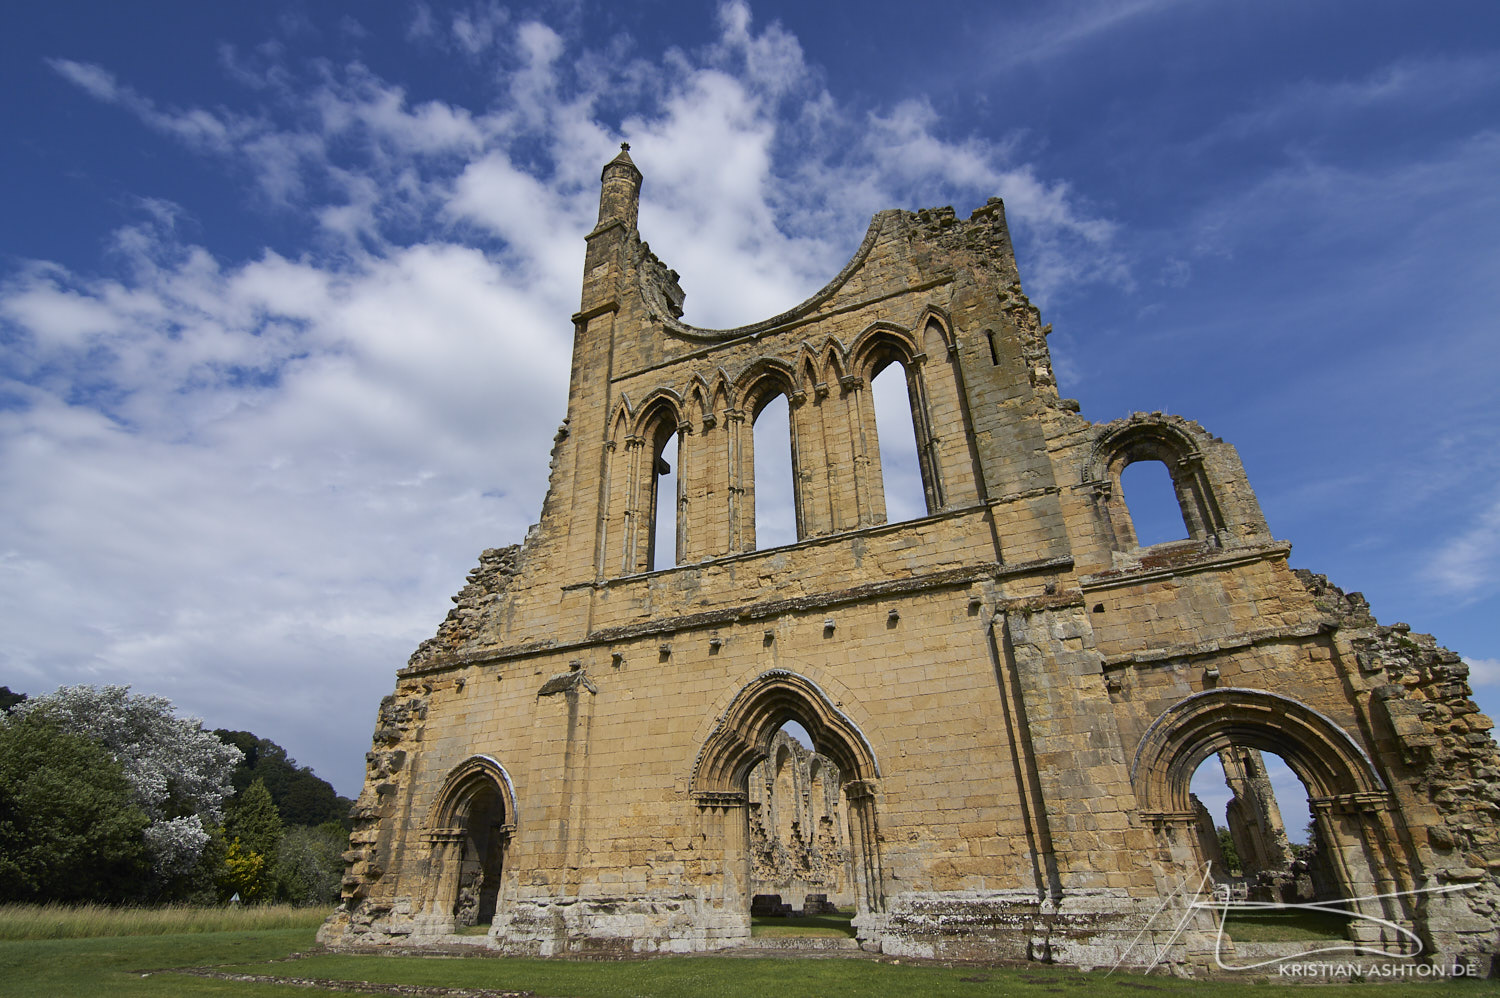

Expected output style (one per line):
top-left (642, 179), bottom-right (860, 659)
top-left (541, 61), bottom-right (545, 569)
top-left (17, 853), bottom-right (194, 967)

top-left (423, 756), bottom-right (517, 928)
top-left (691, 670), bottom-right (883, 938)
top-left (1131, 689), bottom-right (1413, 950)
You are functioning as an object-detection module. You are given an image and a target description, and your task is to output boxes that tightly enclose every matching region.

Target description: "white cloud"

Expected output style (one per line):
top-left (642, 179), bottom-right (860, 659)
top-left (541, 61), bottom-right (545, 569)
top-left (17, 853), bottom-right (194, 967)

top-left (48, 58), bottom-right (238, 154)
top-left (1467, 658), bottom-right (1500, 687)
top-left (1425, 498), bottom-right (1500, 599)
top-left (15, 2), bottom-right (1128, 791)
top-left (1206, 54), bottom-right (1500, 144)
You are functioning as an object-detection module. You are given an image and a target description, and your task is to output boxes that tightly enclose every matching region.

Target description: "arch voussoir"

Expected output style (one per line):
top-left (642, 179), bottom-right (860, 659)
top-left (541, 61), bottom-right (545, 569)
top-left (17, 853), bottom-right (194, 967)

top-left (1132, 688), bottom-right (1386, 815)
top-left (691, 670), bottom-right (879, 799)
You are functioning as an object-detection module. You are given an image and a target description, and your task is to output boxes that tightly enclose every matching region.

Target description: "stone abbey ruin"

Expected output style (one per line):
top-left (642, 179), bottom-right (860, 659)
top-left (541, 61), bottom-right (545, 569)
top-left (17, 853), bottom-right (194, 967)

top-left (321, 146), bottom-right (1500, 971)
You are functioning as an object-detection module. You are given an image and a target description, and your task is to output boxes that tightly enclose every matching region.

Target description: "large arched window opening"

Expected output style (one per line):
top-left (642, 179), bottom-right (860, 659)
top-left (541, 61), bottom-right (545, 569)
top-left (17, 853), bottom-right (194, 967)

top-left (1087, 420), bottom-right (1230, 552)
top-left (1121, 459), bottom-right (1189, 547)
top-left (650, 430), bottom-right (680, 570)
top-left (869, 362), bottom-right (927, 523)
top-left (752, 394), bottom-right (797, 549)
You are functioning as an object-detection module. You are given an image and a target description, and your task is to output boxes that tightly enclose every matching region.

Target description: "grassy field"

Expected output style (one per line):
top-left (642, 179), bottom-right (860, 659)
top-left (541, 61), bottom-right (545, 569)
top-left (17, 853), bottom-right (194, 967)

top-left (750, 910), bottom-right (857, 937)
top-left (0, 906), bottom-right (1491, 998)
top-left (1219, 906), bottom-right (1353, 942)
top-left (0, 902), bottom-right (328, 940)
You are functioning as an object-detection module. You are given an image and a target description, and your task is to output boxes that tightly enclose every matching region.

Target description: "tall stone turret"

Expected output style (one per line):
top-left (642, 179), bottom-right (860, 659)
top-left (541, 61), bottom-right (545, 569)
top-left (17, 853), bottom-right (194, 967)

top-left (595, 142), bottom-right (641, 232)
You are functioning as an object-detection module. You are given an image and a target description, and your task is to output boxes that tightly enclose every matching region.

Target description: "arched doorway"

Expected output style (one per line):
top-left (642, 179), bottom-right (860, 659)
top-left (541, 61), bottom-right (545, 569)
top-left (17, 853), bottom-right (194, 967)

top-left (745, 724), bottom-right (854, 913)
top-left (1132, 689), bottom-right (1413, 951)
top-left (692, 670), bottom-right (883, 940)
top-left (424, 756), bottom-right (516, 928)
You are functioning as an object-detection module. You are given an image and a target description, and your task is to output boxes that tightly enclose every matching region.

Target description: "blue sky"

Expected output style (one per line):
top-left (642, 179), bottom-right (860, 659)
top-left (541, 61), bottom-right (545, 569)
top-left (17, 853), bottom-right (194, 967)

top-left (2, 2), bottom-right (1497, 832)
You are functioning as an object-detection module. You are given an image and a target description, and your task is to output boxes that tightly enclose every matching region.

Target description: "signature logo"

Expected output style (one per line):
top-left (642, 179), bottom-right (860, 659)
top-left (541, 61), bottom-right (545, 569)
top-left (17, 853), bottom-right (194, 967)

top-left (1109, 865), bottom-right (1476, 975)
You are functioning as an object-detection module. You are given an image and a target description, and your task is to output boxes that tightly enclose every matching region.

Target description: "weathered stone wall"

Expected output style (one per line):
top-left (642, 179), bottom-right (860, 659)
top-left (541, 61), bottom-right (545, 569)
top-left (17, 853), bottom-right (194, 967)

top-left (318, 146), bottom-right (1500, 972)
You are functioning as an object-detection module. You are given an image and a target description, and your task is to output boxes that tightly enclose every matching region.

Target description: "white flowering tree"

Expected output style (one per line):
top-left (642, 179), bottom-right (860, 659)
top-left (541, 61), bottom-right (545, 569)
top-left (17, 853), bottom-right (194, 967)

top-left (10, 685), bottom-right (242, 879)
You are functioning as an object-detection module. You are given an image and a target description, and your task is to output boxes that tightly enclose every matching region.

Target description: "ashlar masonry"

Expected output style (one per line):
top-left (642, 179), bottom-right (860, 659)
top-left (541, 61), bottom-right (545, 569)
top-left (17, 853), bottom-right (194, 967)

top-left (320, 146), bottom-right (1500, 971)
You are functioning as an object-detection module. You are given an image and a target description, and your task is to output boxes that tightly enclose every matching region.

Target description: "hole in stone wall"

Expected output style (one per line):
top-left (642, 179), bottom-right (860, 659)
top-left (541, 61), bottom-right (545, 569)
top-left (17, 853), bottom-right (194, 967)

top-left (753, 394), bottom-right (797, 549)
top-left (1121, 459), bottom-right (1188, 547)
top-left (651, 430), bottom-right (678, 570)
top-left (1189, 748), bottom-right (1334, 908)
top-left (870, 362), bottom-right (926, 524)
top-left (746, 719), bottom-right (854, 922)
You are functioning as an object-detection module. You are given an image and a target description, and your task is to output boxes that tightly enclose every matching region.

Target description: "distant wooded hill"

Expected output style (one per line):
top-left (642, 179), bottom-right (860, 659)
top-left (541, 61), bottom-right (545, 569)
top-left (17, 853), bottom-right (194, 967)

top-left (214, 729), bottom-right (353, 829)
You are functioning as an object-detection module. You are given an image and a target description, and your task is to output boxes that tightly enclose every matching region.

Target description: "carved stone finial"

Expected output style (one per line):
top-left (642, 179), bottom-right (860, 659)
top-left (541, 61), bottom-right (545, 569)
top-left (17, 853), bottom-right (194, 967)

top-left (621, 142), bottom-right (630, 152)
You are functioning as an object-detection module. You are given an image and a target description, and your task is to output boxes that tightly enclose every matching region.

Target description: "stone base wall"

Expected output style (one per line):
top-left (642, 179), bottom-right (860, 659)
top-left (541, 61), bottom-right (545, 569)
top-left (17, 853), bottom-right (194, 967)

top-left (874, 889), bottom-right (1218, 970)
top-left (489, 896), bottom-right (749, 956)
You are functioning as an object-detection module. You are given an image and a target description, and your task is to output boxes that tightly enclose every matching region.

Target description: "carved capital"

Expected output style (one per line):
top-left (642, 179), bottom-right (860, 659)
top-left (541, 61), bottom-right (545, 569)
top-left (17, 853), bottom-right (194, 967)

top-left (1311, 792), bottom-right (1390, 817)
top-left (1175, 453), bottom-right (1205, 475)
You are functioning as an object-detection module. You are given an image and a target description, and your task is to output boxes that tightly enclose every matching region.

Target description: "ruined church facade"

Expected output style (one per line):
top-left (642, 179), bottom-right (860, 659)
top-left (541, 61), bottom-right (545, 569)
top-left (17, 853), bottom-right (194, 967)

top-left (321, 147), bottom-right (1500, 970)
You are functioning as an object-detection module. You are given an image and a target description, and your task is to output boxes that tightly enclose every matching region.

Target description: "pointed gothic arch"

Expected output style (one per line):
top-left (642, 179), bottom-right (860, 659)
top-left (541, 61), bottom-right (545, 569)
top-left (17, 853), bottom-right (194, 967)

top-left (691, 670), bottom-right (885, 923)
top-left (848, 322), bottom-right (942, 517)
top-left (423, 756), bottom-right (517, 927)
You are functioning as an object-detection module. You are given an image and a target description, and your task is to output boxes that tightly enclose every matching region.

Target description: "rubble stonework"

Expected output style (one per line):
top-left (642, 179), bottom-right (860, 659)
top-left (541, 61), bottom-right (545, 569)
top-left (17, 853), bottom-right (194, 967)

top-left (319, 145), bottom-right (1500, 971)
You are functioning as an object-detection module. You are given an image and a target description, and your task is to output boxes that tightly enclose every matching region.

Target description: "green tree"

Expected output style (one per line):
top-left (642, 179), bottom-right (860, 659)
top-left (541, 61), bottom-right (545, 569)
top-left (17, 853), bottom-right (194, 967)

top-left (10, 685), bottom-right (241, 886)
top-left (0, 713), bottom-right (150, 902)
top-left (1216, 826), bottom-right (1242, 874)
top-left (218, 838), bottom-right (274, 903)
top-left (275, 822), bottom-right (347, 905)
top-left (225, 778), bottom-right (283, 858)
top-left (215, 729), bottom-right (352, 828)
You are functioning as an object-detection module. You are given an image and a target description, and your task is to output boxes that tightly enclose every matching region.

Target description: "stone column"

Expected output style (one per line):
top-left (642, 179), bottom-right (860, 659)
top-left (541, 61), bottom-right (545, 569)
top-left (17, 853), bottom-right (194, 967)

top-left (844, 779), bottom-right (884, 918)
top-left (1311, 794), bottom-right (1414, 953)
top-left (422, 829), bottom-right (466, 919)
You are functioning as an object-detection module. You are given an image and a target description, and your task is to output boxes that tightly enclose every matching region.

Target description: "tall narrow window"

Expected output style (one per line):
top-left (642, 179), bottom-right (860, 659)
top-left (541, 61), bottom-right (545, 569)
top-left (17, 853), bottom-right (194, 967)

top-left (753, 394), bottom-right (797, 549)
top-left (650, 431), bottom-right (678, 569)
top-left (1121, 459), bottom-right (1187, 546)
top-left (870, 363), bottom-right (926, 523)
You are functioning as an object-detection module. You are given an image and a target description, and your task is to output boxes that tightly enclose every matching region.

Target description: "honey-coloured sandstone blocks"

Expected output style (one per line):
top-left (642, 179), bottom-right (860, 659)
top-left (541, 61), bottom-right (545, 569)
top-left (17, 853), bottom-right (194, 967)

top-left (319, 146), bottom-right (1500, 972)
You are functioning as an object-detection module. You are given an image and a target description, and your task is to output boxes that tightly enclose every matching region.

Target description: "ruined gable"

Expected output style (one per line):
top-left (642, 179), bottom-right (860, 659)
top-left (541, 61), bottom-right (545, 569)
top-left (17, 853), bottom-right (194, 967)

top-left (321, 145), bottom-right (1500, 973)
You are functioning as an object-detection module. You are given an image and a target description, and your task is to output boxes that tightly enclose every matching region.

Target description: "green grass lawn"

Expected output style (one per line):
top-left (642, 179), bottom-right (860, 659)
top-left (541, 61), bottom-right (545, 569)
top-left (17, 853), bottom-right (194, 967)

top-left (1219, 906), bottom-right (1353, 942)
top-left (750, 910), bottom-right (856, 937)
top-left (0, 909), bottom-right (1491, 998)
